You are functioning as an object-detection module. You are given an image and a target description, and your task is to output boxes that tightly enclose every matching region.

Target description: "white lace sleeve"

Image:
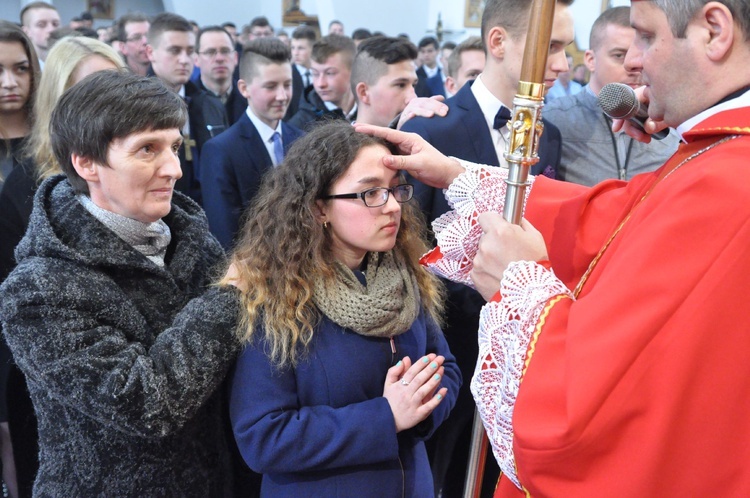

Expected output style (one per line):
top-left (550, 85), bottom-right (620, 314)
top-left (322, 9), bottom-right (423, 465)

top-left (469, 261), bottom-right (573, 489)
top-left (422, 159), bottom-right (536, 287)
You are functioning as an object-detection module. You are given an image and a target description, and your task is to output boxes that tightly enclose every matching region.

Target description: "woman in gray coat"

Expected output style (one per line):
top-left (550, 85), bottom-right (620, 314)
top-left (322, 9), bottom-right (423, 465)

top-left (0, 70), bottom-right (241, 497)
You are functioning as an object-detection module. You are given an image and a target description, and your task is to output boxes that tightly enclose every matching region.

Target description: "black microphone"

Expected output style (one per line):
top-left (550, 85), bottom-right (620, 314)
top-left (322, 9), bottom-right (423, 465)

top-left (597, 82), bottom-right (669, 140)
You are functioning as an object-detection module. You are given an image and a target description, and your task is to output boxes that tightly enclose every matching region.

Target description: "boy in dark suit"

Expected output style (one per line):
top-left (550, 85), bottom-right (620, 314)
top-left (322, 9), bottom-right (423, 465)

top-left (194, 25), bottom-right (247, 126)
top-left (285, 25), bottom-right (316, 122)
top-left (200, 38), bottom-right (304, 250)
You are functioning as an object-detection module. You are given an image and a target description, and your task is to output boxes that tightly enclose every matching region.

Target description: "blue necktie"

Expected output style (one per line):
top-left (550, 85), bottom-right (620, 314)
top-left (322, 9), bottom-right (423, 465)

top-left (493, 106), bottom-right (512, 131)
top-left (271, 131), bottom-right (284, 166)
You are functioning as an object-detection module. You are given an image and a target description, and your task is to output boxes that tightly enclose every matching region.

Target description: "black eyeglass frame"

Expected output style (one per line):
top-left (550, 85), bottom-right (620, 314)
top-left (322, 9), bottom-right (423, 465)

top-left (321, 183), bottom-right (414, 208)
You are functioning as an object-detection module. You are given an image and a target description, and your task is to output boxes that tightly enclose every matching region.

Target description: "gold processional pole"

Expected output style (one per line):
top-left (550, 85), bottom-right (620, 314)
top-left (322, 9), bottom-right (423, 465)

top-left (463, 0), bottom-right (556, 496)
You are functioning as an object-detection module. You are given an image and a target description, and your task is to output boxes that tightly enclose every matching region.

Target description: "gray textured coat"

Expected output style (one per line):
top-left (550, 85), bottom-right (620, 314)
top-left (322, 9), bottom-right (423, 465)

top-left (0, 176), bottom-right (241, 497)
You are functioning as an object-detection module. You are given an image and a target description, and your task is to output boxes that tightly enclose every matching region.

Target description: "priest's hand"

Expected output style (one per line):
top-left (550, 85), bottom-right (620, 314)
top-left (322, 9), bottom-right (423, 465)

top-left (611, 85), bottom-right (669, 143)
top-left (354, 124), bottom-right (464, 189)
top-left (472, 213), bottom-right (549, 301)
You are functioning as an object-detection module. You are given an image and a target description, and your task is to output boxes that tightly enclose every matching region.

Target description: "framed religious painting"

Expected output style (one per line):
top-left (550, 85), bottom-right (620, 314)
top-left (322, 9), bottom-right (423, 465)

top-left (464, 0), bottom-right (485, 28)
top-left (87, 0), bottom-right (115, 20)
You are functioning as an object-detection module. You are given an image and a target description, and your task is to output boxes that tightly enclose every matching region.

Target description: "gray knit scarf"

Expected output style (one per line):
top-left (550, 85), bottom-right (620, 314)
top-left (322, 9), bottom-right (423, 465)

top-left (78, 194), bottom-right (171, 267)
top-left (312, 251), bottom-right (420, 338)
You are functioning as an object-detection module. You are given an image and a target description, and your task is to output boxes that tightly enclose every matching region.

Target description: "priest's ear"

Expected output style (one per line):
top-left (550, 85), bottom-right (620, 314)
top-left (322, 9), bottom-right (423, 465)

top-left (701, 2), bottom-right (735, 62)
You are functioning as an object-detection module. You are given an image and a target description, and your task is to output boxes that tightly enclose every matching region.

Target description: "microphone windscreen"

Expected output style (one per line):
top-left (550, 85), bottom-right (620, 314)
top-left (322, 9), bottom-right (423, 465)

top-left (598, 83), bottom-right (639, 119)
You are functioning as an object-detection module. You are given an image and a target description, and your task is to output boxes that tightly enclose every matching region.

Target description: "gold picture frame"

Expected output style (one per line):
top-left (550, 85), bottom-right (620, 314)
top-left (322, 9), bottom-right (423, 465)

top-left (87, 0), bottom-right (115, 20)
top-left (464, 0), bottom-right (485, 28)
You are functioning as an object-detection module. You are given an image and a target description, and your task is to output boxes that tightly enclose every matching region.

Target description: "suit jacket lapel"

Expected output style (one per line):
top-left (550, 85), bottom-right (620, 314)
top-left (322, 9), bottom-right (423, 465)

top-left (238, 113), bottom-right (272, 166)
top-left (454, 85), bottom-right (500, 166)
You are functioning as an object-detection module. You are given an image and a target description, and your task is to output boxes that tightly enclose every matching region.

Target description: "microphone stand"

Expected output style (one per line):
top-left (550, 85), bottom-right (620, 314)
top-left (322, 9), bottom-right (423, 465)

top-left (463, 0), bottom-right (556, 496)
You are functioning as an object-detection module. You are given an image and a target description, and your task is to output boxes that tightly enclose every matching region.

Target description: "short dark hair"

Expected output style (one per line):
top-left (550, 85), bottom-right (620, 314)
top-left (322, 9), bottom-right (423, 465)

top-left (20, 1), bottom-right (57, 26)
top-left (239, 37), bottom-right (291, 81)
top-left (50, 70), bottom-right (187, 195)
top-left (417, 36), bottom-right (438, 50)
top-left (589, 6), bottom-right (630, 51)
top-left (196, 25), bottom-right (233, 52)
top-left (441, 41), bottom-right (457, 51)
top-left (356, 36), bottom-right (417, 64)
top-left (351, 28), bottom-right (372, 42)
top-left (292, 25), bottom-right (316, 43)
top-left (481, 0), bottom-right (574, 45)
top-left (147, 12), bottom-right (191, 45)
top-left (311, 34), bottom-right (356, 66)
top-left (115, 13), bottom-right (149, 42)
top-left (249, 16), bottom-right (271, 29)
top-left (221, 21), bottom-right (236, 29)
top-left (329, 20), bottom-right (343, 29)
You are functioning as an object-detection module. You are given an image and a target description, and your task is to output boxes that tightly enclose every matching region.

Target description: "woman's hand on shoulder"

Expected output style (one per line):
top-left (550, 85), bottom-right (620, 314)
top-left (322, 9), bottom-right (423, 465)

top-left (383, 353), bottom-right (448, 432)
top-left (223, 262), bottom-right (248, 292)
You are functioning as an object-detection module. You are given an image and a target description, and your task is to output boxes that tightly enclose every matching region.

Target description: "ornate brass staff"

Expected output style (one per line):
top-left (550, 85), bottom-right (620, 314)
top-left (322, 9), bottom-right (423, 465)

top-left (463, 0), bottom-right (556, 496)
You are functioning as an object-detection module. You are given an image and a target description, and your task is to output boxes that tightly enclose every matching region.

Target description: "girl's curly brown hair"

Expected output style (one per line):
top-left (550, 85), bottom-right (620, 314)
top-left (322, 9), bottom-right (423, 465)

top-left (221, 122), bottom-right (444, 367)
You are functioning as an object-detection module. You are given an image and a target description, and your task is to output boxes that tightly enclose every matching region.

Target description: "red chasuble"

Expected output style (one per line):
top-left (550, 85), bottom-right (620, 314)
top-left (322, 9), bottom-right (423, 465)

top-left (493, 106), bottom-right (750, 496)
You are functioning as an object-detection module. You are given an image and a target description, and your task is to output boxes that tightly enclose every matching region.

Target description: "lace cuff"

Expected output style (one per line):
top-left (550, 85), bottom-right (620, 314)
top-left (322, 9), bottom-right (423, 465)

top-left (420, 159), bottom-right (536, 286)
top-left (469, 260), bottom-right (573, 489)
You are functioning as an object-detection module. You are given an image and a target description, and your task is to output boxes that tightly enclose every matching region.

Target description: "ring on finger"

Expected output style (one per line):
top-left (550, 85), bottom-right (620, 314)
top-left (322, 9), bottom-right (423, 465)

top-left (400, 379), bottom-right (409, 386)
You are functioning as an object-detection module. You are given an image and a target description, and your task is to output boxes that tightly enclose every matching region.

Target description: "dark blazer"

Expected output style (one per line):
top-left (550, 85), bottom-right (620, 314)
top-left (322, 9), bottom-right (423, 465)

top-left (400, 79), bottom-right (561, 498)
top-left (200, 113), bottom-right (304, 250)
top-left (168, 79), bottom-right (228, 203)
top-left (286, 86), bottom-right (354, 131)
top-left (195, 78), bottom-right (248, 126)
top-left (284, 64), bottom-right (308, 122)
top-left (401, 80), bottom-right (561, 222)
top-left (415, 66), bottom-right (431, 98)
top-left (425, 71), bottom-right (446, 98)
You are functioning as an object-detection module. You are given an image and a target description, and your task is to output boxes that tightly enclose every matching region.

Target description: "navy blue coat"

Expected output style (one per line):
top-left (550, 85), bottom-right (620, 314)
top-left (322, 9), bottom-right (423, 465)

top-left (425, 71), bottom-right (446, 98)
top-left (229, 306), bottom-right (461, 498)
top-left (200, 113), bottom-right (304, 250)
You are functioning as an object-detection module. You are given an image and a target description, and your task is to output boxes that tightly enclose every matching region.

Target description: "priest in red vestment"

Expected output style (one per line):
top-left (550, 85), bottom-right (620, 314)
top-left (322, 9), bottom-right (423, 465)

top-left (356, 1), bottom-right (750, 496)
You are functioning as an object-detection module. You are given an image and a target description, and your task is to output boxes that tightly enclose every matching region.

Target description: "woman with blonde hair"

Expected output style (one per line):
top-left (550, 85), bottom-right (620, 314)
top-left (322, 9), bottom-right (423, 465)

top-left (0, 35), bottom-right (124, 498)
top-left (228, 121), bottom-right (460, 497)
top-left (26, 35), bottom-right (125, 181)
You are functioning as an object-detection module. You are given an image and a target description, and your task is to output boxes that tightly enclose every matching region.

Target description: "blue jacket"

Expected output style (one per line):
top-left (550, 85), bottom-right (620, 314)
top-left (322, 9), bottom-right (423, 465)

top-left (200, 113), bottom-right (304, 250)
top-left (229, 306), bottom-right (461, 497)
